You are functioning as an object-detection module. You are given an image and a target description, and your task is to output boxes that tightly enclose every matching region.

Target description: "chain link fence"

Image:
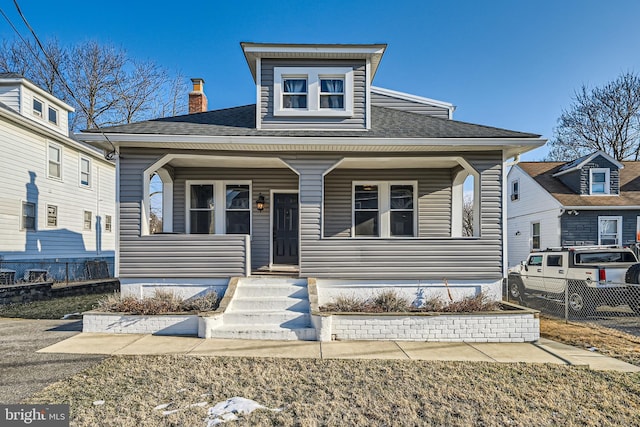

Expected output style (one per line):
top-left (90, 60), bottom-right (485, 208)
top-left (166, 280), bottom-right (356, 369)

top-left (0, 259), bottom-right (114, 285)
top-left (504, 274), bottom-right (640, 324)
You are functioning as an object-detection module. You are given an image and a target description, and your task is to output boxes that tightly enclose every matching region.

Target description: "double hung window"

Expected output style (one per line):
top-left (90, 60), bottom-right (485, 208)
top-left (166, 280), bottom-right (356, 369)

top-left (80, 157), bottom-right (91, 187)
top-left (353, 182), bottom-right (417, 238)
top-left (589, 168), bottom-right (610, 194)
top-left (22, 202), bottom-right (36, 231)
top-left (47, 205), bottom-right (58, 227)
top-left (598, 216), bottom-right (622, 245)
top-left (187, 181), bottom-right (252, 235)
top-left (48, 143), bottom-right (62, 180)
top-left (274, 67), bottom-right (353, 116)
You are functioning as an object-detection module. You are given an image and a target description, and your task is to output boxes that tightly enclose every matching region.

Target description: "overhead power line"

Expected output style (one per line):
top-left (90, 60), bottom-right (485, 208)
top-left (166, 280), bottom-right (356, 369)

top-left (2, 0), bottom-right (119, 160)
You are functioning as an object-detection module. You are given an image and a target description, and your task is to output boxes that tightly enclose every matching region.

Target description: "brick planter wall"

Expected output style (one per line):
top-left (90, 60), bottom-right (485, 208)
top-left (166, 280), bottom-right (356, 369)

top-left (312, 305), bottom-right (540, 343)
top-left (83, 312), bottom-right (199, 336)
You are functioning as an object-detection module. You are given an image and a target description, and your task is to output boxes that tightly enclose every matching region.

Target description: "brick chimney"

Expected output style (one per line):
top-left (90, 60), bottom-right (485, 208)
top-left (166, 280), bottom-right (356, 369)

top-left (188, 78), bottom-right (207, 114)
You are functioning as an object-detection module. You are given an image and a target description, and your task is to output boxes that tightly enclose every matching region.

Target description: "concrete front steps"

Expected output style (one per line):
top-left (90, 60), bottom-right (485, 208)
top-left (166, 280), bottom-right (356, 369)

top-left (208, 277), bottom-right (317, 341)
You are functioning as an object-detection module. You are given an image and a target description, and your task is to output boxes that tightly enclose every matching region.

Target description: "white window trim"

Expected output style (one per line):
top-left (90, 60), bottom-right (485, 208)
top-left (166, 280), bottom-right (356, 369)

top-left (83, 210), bottom-right (92, 231)
top-left (47, 142), bottom-right (63, 181)
top-left (33, 97), bottom-right (43, 118)
top-left (589, 168), bottom-right (610, 195)
top-left (185, 180), bottom-right (252, 235)
top-left (48, 106), bottom-right (59, 126)
top-left (511, 179), bottom-right (520, 201)
top-left (351, 181), bottom-right (418, 238)
top-left (531, 221), bottom-right (541, 250)
top-left (46, 204), bottom-right (58, 228)
top-left (105, 215), bottom-right (112, 232)
top-left (79, 155), bottom-right (92, 188)
top-left (598, 215), bottom-right (622, 246)
top-left (21, 201), bottom-right (36, 231)
top-left (273, 66), bottom-right (354, 117)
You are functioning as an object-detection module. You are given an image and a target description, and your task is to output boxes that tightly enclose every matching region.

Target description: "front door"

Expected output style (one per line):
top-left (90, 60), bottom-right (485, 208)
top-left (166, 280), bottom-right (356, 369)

top-left (272, 193), bottom-right (299, 265)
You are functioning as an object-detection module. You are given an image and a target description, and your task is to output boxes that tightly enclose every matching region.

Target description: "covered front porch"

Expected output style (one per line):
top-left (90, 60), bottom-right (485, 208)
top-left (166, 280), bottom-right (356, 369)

top-left (138, 151), bottom-right (489, 280)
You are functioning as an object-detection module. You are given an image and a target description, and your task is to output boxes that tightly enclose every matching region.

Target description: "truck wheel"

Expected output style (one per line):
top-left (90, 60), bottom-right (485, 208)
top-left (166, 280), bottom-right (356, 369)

top-left (567, 284), bottom-right (596, 318)
top-left (625, 263), bottom-right (640, 284)
top-left (508, 276), bottom-right (526, 304)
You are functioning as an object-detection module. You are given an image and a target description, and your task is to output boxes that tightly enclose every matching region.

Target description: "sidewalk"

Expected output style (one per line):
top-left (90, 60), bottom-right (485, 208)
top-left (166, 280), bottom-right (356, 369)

top-left (38, 333), bottom-right (640, 373)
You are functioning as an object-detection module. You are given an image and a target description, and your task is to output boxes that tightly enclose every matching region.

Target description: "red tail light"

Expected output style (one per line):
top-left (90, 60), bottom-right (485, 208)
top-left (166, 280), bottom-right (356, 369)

top-left (599, 268), bottom-right (606, 282)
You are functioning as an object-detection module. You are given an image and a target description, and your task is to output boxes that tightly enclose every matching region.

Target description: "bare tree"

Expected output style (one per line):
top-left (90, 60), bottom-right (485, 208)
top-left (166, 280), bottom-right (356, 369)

top-left (462, 195), bottom-right (473, 237)
top-left (0, 38), bottom-right (187, 130)
top-left (546, 72), bottom-right (640, 161)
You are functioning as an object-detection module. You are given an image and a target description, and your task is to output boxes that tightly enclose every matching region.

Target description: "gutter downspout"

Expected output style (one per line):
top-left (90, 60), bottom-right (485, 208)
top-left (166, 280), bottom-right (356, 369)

top-left (502, 154), bottom-right (521, 279)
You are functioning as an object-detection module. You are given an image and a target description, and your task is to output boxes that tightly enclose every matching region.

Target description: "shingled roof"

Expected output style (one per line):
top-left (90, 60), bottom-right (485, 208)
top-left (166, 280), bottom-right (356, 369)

top-left (83, 104), bottom-right (539, 139)
top-left (518, 161), bottom-right (640, 207)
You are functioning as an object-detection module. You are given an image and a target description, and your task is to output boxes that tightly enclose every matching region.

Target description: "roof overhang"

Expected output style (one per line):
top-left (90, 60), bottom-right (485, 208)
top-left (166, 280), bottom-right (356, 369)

top-left (241, 42), bottom-right (387, 83)
top-left (76, 132), bottom-right (545, 159)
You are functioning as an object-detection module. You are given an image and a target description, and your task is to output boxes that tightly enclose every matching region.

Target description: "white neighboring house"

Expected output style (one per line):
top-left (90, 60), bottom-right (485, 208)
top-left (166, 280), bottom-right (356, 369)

top-left (0, 73), bottom-right (115, 282)
top-left (507, 151), bottom-right (640, 267)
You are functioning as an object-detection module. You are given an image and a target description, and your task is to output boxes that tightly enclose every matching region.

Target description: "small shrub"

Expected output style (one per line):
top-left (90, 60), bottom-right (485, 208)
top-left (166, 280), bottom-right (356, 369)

top-left (441, 291), bottom-right (500, 313)
top-left (96, 290), bottom-right (220, 315)
top-left (320, 294), bottom-right (369, 312)
top-left (320, 290), bottom-right (501, 313)
top-left (184, 291), bottom-right (219, 312)
top-left (372, 290), bottom-right (410, 312)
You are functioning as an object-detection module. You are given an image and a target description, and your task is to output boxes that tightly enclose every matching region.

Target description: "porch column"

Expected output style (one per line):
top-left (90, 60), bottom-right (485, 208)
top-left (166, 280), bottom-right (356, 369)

top-left (281, 158), bottom-right (342, 274)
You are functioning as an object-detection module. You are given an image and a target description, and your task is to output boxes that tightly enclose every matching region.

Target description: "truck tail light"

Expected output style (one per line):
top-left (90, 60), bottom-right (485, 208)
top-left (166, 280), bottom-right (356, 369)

top-left (599, 268), bottom-right (607, 282)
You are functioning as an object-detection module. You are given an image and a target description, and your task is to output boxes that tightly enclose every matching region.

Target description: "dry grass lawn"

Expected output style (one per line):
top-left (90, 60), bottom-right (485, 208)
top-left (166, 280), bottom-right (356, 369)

top-left (540, 316), bottom-right (640, 366)
top-left (29, 355), bottom-right (640, 426)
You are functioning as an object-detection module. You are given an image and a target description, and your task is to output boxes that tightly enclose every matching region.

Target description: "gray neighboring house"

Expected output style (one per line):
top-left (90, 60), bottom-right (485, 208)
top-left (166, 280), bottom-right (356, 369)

top-left (78, 42), bottom-right (544, 302)
top-left (0, 73), bottom-right (115, 283)
top-left (507, 150), bottom-right (640, 267)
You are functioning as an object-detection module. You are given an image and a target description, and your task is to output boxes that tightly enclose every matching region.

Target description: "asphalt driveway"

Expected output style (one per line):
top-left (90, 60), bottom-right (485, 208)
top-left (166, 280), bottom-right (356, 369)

top-left (0, 318), bottom-right (104, 403)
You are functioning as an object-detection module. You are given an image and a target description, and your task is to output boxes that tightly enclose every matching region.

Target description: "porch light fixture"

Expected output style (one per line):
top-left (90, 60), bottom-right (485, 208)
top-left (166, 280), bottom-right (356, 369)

top-left (256, 193), bottom-right (265, 212)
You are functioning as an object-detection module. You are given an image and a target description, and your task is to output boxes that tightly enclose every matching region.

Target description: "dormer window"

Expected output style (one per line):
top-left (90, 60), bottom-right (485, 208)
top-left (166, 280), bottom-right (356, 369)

top-left (33, 98), bottom-right (43, 117)
top-left (274, 67), bottom-right (353, 117)
top-left (48, 106), bottom-right (58, 125)
top-left (589, 168), bottom-right (610, 195)
top-left (282, 78), bottom-right (307, 109)
top-left (320, 78), bottom-right (344, 109)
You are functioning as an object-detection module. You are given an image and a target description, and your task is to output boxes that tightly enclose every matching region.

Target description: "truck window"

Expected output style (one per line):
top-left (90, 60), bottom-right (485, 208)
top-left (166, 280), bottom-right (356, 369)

top-left (575, 251), bottom-right (638, 264)
top-left (527, 255), bottom-right (543, 266)
top-left (547, 255), bottom-right (563, 267)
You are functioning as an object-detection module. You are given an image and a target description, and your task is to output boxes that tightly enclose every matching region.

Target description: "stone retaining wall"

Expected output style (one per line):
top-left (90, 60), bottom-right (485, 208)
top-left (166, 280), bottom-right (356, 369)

top-left (0, 282), bottom-right (53, 305)
top-left (83, 312), bottom-right (199, 335)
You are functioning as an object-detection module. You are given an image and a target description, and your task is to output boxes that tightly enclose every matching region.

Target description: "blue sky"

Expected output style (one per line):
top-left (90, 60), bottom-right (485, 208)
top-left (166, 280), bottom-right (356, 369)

top-left (2, 0), bottom-right (640, 160)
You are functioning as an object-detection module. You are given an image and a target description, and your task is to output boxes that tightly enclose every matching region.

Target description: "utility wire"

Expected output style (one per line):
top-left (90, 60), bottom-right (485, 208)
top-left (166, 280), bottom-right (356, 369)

top-left (4, 1), bottom-right (119, 160)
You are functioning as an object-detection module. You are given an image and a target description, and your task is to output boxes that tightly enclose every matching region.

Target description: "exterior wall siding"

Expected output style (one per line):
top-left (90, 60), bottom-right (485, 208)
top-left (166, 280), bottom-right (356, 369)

top-left (0, 85), bottom-right (20, 112)
top-left (560, 210), bottom-right (640, 246)
top-left (324, 168), bottom-right (452, 238)
top-left (506, 165), bottom-right (563, 267)
top-left (0, 114), bottom-right (115, 261)
top-left (172, 166), bottom-right (298, 270)
top-left (294, 153), bottom-right (504, 280)
top-left (370, 92), bottom-right (450, 118)
top-left (259, 59), bottom-right (367, 129)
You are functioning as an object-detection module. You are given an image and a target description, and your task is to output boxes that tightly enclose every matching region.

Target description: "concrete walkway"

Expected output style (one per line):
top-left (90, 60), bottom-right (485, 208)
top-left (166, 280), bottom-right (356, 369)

top-left (38, 333), bottom-right (640, 373)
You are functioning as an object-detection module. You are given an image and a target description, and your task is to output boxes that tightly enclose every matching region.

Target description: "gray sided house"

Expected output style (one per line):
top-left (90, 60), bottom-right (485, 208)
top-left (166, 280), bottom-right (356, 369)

top-left (507, 151), bottom-right (640, 267)
top-left (79, 43), bottom-right (544, 303)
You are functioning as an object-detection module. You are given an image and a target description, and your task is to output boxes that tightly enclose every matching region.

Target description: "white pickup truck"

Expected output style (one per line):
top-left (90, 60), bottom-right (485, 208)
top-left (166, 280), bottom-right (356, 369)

top-left (508, 246), bottom-right (640, 316)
